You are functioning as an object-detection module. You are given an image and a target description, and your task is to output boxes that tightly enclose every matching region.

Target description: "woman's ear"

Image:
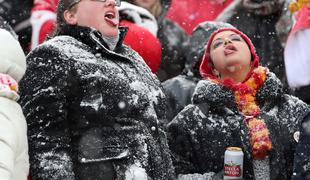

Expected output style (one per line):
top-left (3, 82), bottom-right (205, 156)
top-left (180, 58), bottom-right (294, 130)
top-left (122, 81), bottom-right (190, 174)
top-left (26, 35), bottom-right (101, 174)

top-left (64, 10), bottom-right (78, 25)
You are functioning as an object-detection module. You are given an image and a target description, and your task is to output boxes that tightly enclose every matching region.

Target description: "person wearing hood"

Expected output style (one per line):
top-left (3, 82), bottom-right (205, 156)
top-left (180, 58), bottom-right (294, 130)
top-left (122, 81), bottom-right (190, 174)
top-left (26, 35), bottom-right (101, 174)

top-left (19, 0), bottom-right (175, 179)
top-left (216, 0), bottom-right (288, 86)
top-left (124, 0), bottom-right (189, 81)
top-left (167, 27), bottom-right (310, 179)
top-left (163, 21), bottom-right (234, 122)
top-left (0, 23), bottom-right (29, 179)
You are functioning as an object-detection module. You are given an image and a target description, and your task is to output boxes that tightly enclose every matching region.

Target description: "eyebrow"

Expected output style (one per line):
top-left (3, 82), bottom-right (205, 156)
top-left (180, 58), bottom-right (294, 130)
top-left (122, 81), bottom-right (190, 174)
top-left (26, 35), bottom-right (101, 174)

top-left (212, 33), bottom-right (239, 42)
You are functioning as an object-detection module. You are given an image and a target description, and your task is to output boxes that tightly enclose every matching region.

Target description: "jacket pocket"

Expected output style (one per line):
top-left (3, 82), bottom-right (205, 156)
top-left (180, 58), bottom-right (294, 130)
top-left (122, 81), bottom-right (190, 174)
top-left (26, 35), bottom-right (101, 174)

top-left (77, 127), bottom-right (131, 163)
top-left (78, 146), bottom-right (130, 163)
top-left (76, 146), bottom-right (128, 180)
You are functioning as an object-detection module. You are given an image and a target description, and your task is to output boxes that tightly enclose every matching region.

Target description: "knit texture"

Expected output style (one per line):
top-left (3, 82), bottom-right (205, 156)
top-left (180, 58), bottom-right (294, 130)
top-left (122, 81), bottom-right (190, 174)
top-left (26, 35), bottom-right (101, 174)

top-left (213, 66), bottom-right (272, 159)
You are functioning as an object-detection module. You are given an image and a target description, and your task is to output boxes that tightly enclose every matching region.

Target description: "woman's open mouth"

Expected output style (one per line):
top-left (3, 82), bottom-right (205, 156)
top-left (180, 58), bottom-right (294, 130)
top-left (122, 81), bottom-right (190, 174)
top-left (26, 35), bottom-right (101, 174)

top-left (224, 44), bottom-right (237, 56)
top-left (104, 11), bottom-right (119, 26)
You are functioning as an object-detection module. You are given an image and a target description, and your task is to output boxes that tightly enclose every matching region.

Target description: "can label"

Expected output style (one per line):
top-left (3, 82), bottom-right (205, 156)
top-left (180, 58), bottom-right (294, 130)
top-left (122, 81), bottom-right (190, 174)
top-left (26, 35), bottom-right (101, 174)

top-left (224, 161), bottom-right (242, 177)
top-left (224, 147), bottom-right (243, 179)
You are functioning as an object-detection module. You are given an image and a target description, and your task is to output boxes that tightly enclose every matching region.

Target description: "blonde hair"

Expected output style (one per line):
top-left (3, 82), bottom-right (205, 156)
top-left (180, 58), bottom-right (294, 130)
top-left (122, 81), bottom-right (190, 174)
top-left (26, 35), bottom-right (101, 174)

top-left (149, 0), bottom-right (162, 18)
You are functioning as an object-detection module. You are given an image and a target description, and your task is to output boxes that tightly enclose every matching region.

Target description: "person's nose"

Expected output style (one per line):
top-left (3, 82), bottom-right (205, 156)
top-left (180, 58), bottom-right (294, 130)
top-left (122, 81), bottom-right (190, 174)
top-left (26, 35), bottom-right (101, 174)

top-left (224, 37), bottom-right (232, 45)
top-left (105, 0), bottom-right (116, 6)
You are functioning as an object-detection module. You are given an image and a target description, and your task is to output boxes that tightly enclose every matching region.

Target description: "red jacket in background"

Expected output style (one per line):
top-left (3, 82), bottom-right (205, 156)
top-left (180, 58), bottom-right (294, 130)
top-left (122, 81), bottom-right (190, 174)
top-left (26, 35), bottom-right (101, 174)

top-left (32, 0), bottom-right (58, 12)
top-left (30, 0), bottom-right (58, 50)
top-left (121, 20), bottom-right (162, 73)
top-left (166, 0), bottom-right (233, 34)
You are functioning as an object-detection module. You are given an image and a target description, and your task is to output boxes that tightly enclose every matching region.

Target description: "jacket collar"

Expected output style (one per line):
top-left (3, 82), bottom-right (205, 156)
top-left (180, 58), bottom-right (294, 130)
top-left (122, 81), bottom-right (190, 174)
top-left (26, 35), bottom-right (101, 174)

top-left (57, 24), bottom-right (128, 53)
top-left (55, 25), bottom-right (135, 63)
top-left (192, 71), bottom-right (283, 112)
top-left (192, 78), bottom-right (237, 111)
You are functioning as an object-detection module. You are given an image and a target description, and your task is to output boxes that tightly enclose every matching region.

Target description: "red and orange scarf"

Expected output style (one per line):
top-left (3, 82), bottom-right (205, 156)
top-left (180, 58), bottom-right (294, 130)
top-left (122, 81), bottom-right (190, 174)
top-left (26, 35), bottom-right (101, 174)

top-left (213, 66), bottom-right (272, 159)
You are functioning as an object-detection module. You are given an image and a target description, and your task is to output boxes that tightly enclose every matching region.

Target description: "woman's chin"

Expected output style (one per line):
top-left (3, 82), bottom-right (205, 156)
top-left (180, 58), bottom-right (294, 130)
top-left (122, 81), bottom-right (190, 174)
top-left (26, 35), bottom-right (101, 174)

top-left (101, 30), bottom-right (119, 37)
top-left (226, 66), bottom-right (237, 73)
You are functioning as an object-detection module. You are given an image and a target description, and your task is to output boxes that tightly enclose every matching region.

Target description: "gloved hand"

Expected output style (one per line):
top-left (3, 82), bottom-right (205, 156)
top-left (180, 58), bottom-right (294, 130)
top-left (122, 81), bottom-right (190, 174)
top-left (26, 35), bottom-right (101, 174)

top-left (178, 172), bottom-right (216, 180)
top-left (212, 170), bottom-right (224, 180)
top-left (0, 73), bottom-right (18, 92)
top-left (124, 163), bottom-right (148, 180)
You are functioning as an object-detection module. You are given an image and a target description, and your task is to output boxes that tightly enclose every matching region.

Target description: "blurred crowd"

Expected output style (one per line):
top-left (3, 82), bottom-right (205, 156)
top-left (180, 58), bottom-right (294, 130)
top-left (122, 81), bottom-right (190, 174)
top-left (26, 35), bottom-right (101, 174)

top-left (2, 0), bottom-right (309, 102)
top-left (1, 0), bottom-right (310, 179)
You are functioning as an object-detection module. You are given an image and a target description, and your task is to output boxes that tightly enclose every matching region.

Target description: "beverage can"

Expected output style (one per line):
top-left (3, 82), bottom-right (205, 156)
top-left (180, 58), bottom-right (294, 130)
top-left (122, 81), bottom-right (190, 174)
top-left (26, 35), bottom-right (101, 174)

top-left (223, 147), bottom-right (244, 180)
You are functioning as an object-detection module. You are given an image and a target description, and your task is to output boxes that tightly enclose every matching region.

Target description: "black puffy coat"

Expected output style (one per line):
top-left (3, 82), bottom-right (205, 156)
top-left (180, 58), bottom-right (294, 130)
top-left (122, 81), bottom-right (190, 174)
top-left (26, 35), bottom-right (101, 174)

top-left (155, 0), bottom-right (189, 82)
top-left (19, 25), bottom-right (175, 180)
top-left (162, 75), bottom-right (198, 122)
top-left (167, 72), bottom-right (310, 180)
top-left (216, 0), bottom-right (287, 85)
top-left (293, 85), bottom-right (310, 105)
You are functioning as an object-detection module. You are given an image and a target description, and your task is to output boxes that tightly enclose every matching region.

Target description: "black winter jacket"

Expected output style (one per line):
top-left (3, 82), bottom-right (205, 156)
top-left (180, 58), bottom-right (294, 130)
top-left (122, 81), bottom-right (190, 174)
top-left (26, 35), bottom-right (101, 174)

top-left (19, 25), bottom-right (175, 180)
top-left (293, 85), bottom-right (310, 105)
top-left (167, 72), bottom-right (310, 180)
top-left (163, 75), bottom-right (198, 122)
top-left (155, 0), bottom-right (189, 82)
